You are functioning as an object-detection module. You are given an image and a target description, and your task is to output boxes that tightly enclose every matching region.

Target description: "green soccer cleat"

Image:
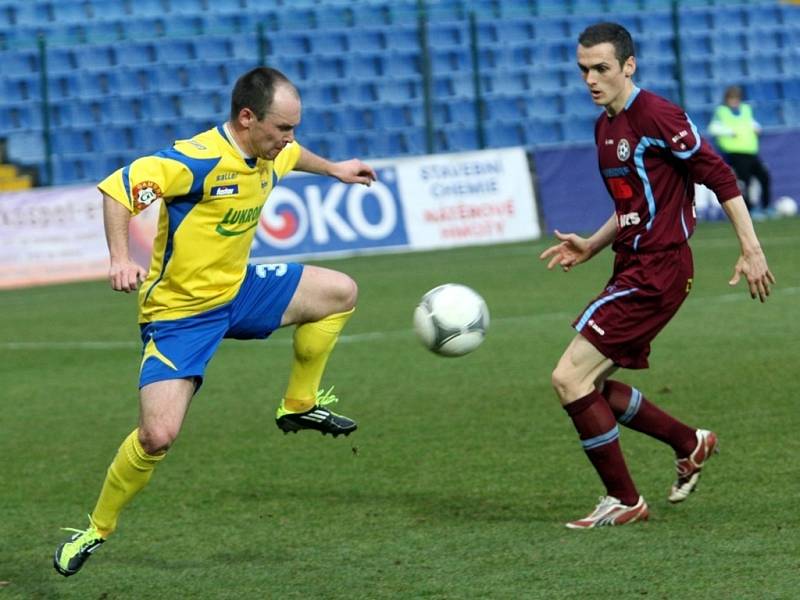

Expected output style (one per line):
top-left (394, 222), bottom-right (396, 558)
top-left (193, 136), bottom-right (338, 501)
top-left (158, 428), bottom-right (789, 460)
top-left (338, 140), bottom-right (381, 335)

top-left (276, 387), bottom-right (357, 437)
top-left (53, 521), bottom-right (106, 577)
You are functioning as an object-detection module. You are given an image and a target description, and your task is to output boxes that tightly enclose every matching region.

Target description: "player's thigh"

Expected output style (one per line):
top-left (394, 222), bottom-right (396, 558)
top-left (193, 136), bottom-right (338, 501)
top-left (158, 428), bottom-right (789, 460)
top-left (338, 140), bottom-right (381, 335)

top-left (281, 265), bottom-right (357, 326)
top-left (552, 334), bottom-right (615, 403)
top-left (138, 378), bottom-right (195, 452)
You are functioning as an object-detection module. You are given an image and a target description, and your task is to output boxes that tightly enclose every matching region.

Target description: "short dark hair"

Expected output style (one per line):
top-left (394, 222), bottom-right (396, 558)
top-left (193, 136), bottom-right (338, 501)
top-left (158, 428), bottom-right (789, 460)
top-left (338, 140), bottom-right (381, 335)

top-left (578, 22), bottom-right (635, 67)
top-left (230, 66), bottom-right (295, 121)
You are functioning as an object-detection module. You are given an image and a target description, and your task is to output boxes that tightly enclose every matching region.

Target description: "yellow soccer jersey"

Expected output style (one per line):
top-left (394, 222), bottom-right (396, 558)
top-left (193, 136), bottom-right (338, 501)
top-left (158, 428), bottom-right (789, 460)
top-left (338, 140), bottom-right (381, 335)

top-left (99, 125), bottom-right (302, 323)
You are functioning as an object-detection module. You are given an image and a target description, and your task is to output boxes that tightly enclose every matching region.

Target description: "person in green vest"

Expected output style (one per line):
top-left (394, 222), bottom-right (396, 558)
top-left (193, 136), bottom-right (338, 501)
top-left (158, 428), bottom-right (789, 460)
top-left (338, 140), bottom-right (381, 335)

top-left (708, 85), bottom-right (772, 219)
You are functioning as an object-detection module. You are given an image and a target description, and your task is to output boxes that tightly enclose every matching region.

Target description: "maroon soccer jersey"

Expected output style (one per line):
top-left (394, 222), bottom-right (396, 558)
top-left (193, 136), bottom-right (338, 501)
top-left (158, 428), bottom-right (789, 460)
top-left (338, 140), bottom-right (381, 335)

top-left (594, 87), bottom-right (740, 253)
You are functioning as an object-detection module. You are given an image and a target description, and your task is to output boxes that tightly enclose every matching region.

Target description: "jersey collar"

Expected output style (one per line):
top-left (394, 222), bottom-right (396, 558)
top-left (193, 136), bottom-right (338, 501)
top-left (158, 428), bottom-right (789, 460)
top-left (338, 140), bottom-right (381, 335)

top-left (624, 85), bottom-right (641, 111)
top-left (217, 123), bottom-right (259, 168)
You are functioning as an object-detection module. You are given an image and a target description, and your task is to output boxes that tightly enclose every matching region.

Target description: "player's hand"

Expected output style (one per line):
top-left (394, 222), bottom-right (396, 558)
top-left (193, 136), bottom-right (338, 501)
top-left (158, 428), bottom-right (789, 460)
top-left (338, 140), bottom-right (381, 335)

top-left (109, 260), bottom-right (147, 293)
top-left (539, 230), bottom-right (593, 272)
top-left (728, 248), bottom-right (775, 302)
top-left (332, 159), bottom-right (377, 186)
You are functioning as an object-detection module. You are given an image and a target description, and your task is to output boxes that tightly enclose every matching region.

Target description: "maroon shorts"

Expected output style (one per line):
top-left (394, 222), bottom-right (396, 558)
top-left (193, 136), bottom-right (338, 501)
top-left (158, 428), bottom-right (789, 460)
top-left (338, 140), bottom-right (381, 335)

top-left (572, 244), bottom-right (693, 369)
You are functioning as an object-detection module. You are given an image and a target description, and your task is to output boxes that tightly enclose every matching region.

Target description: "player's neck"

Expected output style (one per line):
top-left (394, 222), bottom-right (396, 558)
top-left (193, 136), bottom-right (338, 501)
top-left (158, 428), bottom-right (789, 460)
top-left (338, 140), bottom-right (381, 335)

top-left (605, 81), bottom-right (636, 117)
top-left (223, 121), bottom-right (254, 159)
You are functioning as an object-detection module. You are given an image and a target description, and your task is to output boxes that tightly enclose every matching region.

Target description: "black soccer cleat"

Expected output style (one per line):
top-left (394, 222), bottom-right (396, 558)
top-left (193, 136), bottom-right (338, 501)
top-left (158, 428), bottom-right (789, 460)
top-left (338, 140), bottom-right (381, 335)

top-left (275, 388), bottom-right (357, 437)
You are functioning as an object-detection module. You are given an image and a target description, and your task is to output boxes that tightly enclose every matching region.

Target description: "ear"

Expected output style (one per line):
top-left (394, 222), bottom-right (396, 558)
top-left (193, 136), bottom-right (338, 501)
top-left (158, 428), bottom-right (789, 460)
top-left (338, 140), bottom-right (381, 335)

top-left (237, 107), bottom-right (257, 129)
top-left (623, 56), bottom-right (636, 78)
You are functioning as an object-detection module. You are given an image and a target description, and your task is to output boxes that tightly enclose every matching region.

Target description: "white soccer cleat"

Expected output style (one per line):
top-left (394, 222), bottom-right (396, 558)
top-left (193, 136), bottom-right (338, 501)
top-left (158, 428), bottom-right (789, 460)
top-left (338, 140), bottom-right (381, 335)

top-left (566, 495), bottom-right (649, 529)
top-left (669, 429), bottom-right (719, 503)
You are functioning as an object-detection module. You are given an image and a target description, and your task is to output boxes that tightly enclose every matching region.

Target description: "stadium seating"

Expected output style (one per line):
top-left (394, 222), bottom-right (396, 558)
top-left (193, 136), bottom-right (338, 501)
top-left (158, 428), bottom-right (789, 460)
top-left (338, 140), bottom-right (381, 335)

top-left (1, 0), bottom-right (798, 185)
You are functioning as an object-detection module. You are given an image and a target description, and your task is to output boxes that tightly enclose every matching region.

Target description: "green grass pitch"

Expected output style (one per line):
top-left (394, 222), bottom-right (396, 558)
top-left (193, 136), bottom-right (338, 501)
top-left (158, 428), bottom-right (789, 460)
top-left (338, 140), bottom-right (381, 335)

top-left (1, 218), bottom-right (798, 599)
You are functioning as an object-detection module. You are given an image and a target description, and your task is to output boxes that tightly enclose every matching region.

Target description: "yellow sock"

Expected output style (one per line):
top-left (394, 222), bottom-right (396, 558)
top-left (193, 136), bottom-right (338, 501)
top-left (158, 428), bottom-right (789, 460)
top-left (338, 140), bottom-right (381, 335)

top-left (90, 429), bottom-right (165, 537)
top-left (283, 308), bottom-right (355, 413)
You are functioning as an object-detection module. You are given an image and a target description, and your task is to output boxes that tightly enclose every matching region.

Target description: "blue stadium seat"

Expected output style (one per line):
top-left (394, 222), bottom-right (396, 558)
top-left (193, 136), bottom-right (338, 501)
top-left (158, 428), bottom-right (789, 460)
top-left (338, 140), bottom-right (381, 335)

top-left (424, 0), bottom-right (465, 22)
top-left (310, 31), bottom-right (350, 55)
top-left (116, 42), bottom-right (158, 67)
top-left (635, 36), bottom-right (674, 61)
top-left (484, 96), bottom-right (526, 121)
top-left (562, 89), bottom-right (598, 118)
top-left (780, 5), bottom-right (800, 27)
top-left (746, 4), bottom-right (782, 27)
top-left (10, 3), bottom-right (51, 27)
top-left (51, 2), bottom-right (90, 24)
top-left (156, 39), bottom-right (196, 64)
top-left (497, 0), bottom-right (535, 19)
top-left (377, 104), bottom-right (415, 129)
top-left (447, 98), bottom-right (478, 125)
top-left (181, 91), bottom-right (224, 121)
top-left (115, 68), bottom-right (159, 96)
top-left (45, 48), bottom-right (77, 75)
top-left (120, 17), bottom-right (166, 42)
top-left (203, 14), bottom-right (248, 35)
top-left (194, 37), bottom-right (234, 62)
top-left (523, 119), bottom-right (562, 146)
top-left (5, 51), bottom-right (38, 77)
top-left (383, 52), bottom-right (420, 78)
top-left (6, 131), bottom-right (46, 165)
top-left (107, 97), bottom-right (149, 126)
top-left (679, 8), bottom-right (713, 33)
top-left (749, 55), bottom-right (784, 79)
top-left (305, 56), bottom-right (347, 82)
top-left (751, 101), bottom-right (783, 127)
top-left (2, 77), bottom-right (41, 103)
top-left (375, 78), bottom-right (420, 102)
top-left (70, 99), bottom-right (115, 128)
top-left (169, 0), bottom-right (208, 16)
top-left (52, 128), bottom-right (94, 156)
top-left (475, 21), bottom-right (498, 45)
top-left (527, 68), bottom-right (563, 94)
top-left (527, 93), bottom-right (562, 117)
top-left (314, 5), bottom-right (354, 28)
top-left (711, 57), bottom-right (748, 81)
top-left (747, 30), bottom-right (781, 54)
top-left (486, 71), bottom-right (528, 95)
top-left (72, 45), bottom-right (116, 71)
top-left (711, 31), bottom-right (747, 57)
top-left (681, 35), bottom-right (712, 58)
top-left (744, 79), bottom-right (782, 104)
top-left (438, 126), bottom-right (478, 152)
top-left (428, 23), bottom-right (464, 49)
top-left (431, 48), bottom-right (470, 72)
top-left (637, 11), bottom-right (673, 37)
top-left (683, 58), bottom-right (713, 81)
top-left (146, 94), bottom-right (182, 122)
top-left (783, 78), bottom-right (800, 102)
top-left (335, 81), bottom-right (378, 104)
top-left (163, 16), bottom-right (204, 37)
top-left (562, 117), bottom-right (597, 144)
top-left (0, 103), bottom-right (43, 131)
top-left (345, 53), bottom-right (384, 80)
top-left (351, 4), bottom-right (393, 27)
top-left (714, 7), bottom-right (747, 31)
top-left (783, 99), bottom-right (800, 127)
top-left (500, 20), bottom-right (533, 45)
top-left (155, 64), bottom-right (193, 93)
top-left (684, 83), bottom-right (714, 107)
top-left (46, 74), bottom-right (80, 101)
top-left (347, 28), bottom-right (385, 52)
top-left (534, 17), bottom-right (568, 41)
top-left (485, 122), bottom-right (524, 148)
top-left (128, 0), bottom-right (169, 18)
top-left (383, 27), bottom-right (419, 52)
top-left (270, 32), bottom-right (310, 57)
top-left (94, 126), bottom-right (136, 152)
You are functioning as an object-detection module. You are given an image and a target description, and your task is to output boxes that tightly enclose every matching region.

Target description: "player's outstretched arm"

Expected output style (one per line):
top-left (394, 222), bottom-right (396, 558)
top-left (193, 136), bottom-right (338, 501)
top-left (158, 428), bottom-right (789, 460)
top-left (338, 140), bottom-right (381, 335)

top-left (103, 193), bottom-right (147, 293)
top-left (722, 195), bottom-right (776, 302)
top-left (295, 147), bottom-right (377, 186)
top-left (539, 214), bottom-right (617, 272)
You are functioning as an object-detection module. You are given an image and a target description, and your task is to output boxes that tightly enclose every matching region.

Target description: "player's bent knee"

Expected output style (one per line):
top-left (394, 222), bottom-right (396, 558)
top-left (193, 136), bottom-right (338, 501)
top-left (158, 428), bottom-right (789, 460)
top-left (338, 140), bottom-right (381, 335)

top-left (137, 427), bottom-right (178, 455)
top-left (333, 273), bottom-right (358, 311)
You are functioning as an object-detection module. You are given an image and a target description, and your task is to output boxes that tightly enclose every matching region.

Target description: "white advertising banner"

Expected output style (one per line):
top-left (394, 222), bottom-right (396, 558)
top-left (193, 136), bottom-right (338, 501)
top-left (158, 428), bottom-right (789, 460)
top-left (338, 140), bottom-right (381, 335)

top-left (391, 147), bottom-right (540, 250)
top-left (0, 185), bottom-right (108, 289)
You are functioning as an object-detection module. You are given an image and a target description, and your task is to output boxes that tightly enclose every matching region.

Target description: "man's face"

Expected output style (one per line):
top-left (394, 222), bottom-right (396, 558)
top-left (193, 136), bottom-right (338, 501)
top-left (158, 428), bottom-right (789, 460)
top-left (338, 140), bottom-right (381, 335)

top-left (577, 42), bottom-right (635, 115)
top-left (240, 85), bottom-right (301, 160)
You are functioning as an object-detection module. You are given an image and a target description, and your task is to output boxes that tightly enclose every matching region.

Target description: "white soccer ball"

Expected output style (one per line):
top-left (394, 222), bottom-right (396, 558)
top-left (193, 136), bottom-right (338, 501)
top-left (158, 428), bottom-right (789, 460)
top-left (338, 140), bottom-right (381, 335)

top-left (413, 283), bottom-right (490, 357)
top-left (774, 196), bottom-right (798, 217)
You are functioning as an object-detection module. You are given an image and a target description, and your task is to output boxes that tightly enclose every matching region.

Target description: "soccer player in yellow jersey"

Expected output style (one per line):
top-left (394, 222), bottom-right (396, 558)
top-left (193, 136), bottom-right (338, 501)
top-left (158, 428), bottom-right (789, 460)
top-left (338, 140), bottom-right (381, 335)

top-left (54, 67), bottom-right (377, 577)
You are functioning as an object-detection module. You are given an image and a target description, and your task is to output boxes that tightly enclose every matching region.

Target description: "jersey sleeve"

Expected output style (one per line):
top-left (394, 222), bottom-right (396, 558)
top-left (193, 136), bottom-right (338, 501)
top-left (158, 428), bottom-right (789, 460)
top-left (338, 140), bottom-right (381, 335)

top-left (646, 101), bottom-right (740, 203)
top-left (97, 153), bottom-right (195, 215)
top-left (273, 141), bottom-right (303, 180)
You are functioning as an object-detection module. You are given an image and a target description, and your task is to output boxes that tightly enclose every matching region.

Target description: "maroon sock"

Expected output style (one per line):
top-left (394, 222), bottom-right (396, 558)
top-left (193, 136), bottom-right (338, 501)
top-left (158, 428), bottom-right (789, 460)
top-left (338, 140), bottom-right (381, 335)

top-left (602, 380), bottom-right (697, 457)
top-left (564, 390), bottom-right (639, 506)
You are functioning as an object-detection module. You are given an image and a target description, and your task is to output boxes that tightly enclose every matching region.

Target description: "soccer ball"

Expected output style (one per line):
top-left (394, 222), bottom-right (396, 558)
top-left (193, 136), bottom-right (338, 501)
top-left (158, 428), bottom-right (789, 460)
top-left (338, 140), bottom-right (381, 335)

top-left (413, 283), bottom-right (490, 357)
top-left (774, 196), bottom-right (798, 217)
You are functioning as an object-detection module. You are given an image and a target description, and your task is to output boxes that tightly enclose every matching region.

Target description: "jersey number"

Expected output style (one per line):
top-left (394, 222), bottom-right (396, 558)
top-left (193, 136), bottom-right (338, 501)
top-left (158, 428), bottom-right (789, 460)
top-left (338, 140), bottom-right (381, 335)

top-left (255, 263), bottom-right (288, 278)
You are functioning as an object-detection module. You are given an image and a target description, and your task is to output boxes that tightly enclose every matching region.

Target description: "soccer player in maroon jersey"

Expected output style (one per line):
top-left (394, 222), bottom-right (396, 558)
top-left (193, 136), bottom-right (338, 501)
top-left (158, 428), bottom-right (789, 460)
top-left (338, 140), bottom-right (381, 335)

top-left (539, 22), bottom-right (775, 528)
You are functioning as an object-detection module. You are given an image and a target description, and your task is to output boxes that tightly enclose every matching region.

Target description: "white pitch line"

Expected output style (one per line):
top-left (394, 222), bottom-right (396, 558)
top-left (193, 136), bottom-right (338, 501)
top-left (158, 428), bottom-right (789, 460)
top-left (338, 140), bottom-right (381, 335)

top-left (2, 288), bottom-right (797, 351)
